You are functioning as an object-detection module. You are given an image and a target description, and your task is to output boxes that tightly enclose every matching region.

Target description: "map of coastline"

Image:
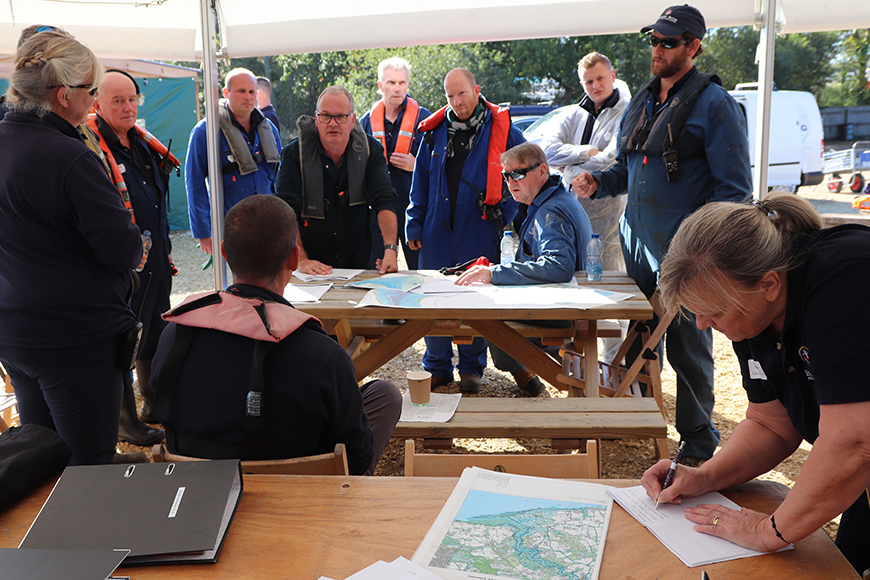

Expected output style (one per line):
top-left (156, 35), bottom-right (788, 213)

top-left (429, 489), bottom-right (608, 580)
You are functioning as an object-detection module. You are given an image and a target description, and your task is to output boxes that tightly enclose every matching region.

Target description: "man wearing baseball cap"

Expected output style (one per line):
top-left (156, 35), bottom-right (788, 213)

top-left (573, 5), bottom-right (752, 463)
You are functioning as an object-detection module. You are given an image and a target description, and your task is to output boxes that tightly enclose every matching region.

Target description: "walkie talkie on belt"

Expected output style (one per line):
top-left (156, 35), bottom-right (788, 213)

top-left (663, 124), bottom-right (681, 182)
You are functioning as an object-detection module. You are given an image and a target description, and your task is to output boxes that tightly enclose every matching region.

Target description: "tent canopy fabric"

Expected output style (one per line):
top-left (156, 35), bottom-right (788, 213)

top-left (2, 0), bottom-right (867, 62)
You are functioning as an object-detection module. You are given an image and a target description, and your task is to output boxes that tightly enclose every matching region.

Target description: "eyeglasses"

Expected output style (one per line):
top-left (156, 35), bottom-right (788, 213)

top-left (316, 112), bottom-right (350, 125)
top-left (502, 162), bottom-right (542, 182)
top-left (52, 84), bottom-right (98, 96)
top-left (647, 35), bottom-right (688, 49)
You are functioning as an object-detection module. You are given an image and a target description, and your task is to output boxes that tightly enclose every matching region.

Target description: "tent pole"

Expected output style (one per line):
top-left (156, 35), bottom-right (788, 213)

top-left (753, 0), bottom-right (777, 199)
top-left (201, 0), bottom-right (228, 290)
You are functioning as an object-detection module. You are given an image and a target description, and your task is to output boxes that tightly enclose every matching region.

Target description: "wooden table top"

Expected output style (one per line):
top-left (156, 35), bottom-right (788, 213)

top-left (293, 270), bottom-right (654, 321)
top-left (0, 475), bottom-right (858, 580)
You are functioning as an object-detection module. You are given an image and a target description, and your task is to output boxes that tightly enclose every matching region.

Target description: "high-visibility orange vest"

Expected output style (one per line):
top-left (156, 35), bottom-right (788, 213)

top-left (417, 100), bottom-right (510, 206)
top-left (369, 97), bottom-right (420, 165)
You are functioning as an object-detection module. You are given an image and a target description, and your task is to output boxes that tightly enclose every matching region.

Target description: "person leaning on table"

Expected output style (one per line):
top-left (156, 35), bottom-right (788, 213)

top-left (640, 191), bottom-right (870, 576)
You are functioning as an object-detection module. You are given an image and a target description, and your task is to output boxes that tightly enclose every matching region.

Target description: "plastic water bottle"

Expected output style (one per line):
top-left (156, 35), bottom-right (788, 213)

top-left (585, 234), bottom-right (603, 281)
top-left (135, 230), bottom-right (152, 272)
top-left (500, 230), bottom-right (518, 265)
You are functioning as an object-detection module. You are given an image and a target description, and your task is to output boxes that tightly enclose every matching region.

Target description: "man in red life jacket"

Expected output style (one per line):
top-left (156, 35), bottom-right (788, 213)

top-left (406, 68), bottom-right (526, 393)
top-left (360, 57), bottom-right (431, 270)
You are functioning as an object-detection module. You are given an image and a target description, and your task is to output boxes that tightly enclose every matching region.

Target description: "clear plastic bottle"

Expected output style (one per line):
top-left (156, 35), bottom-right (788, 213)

top-left (585, 234), bottom-right (603, 281)
top-left (135, 230), bottom-right (152, 272)
top-left (500, 230), bottom-right (518, 266)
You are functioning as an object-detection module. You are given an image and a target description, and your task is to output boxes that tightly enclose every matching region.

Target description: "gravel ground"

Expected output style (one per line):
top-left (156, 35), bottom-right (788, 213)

top-left (119, 189), bottom-right (853, 538)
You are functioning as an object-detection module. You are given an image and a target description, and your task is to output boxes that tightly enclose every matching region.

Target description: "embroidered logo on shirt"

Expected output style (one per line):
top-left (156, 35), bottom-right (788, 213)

top-left (799, 346), bottom-right (810, 366)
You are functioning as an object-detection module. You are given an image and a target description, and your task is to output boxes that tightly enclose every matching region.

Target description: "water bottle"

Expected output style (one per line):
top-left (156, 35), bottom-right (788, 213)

top-left (585, 234), bottom-right (603, 281)
top-left (135, 230), bottom-right (152, 272)
top-left (500, 230), bottom-right (517, 266)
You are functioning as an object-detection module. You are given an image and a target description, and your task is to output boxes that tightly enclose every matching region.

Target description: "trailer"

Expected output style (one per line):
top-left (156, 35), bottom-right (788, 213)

top-left (824, 141), bottom-right (870, 193)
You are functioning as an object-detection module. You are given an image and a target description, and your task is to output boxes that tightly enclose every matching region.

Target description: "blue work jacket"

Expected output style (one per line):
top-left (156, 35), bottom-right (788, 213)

top-left (407, 108), bottom-right (525, 268)
top-left (492, 177), bottom-right (593, 285)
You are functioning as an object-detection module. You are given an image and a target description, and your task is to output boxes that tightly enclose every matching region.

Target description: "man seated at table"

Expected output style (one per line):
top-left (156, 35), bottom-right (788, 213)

top-left (150, 195), bottom-right (401, 475)
top-left (457, 143), bottom-right (593, 395)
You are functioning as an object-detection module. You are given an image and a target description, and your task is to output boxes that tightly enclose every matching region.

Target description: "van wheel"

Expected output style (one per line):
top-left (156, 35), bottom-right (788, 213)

top-left (828, 174), bottom-right (842, 193)
top-left (850, 174), bottom-right (865, 193)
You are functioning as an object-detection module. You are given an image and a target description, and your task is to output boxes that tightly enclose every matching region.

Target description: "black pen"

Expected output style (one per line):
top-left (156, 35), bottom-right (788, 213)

top-left (655, 440), bottom-right (686, 509)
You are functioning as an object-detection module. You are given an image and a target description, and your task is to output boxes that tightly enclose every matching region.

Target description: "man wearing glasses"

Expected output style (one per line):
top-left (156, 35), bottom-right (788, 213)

top-left (185, 68), bottom-right (282, 257)
top-left (276, 86), bottom-right (398, 275)
top-left (573, 4), bottom-right (751, 463)
top-left (455, 143), bottom-right (592, 395)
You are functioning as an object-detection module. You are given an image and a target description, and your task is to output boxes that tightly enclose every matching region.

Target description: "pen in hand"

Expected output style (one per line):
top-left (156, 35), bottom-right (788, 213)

top-left (655, 440), bottom-right (686, 509)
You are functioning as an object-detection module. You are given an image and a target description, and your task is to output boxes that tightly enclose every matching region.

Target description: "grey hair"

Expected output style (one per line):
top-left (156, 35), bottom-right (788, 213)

top-left (5, 30), bottom-right (103, 117)
top-left (377, 57), bottom-right (411, 83)
top-left (659, 191), bottom-right (824, 321)
top-left (501, 142), bottom-right (548, 170)
top-left (317, 86), bottom-right (354, 112)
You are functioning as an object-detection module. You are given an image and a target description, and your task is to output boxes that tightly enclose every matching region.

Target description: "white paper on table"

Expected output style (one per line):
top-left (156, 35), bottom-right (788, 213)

top-left (414, 277), bottom-right (479, 294)
top-left (356, 284), bottom-right (633, 309)
top-left (345, 274), bottom-right (423, 292)
top-left (399, 392), bottom-right (461, 422)
top-left (412, 467), bottom-right (612, 580)
top-left (344, 557), bottom-right (443, 580)
top-left (293, 268), bottom-right (364, 282)
top-left (606, 485), bottom-right (793, 568)
top-left (283, 283), bottom-right (332, 303)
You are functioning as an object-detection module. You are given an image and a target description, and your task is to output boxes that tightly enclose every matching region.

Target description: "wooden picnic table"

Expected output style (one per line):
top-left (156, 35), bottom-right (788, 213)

top-left (294, 270), bottom-right (652, 396)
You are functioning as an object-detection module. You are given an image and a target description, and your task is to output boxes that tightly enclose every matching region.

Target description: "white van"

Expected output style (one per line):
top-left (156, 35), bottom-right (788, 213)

top-left (728, 85), bottom-right (825, 190)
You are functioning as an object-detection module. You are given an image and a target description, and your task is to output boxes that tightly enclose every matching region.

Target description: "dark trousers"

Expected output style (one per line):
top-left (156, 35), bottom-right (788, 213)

top-left (360, 379), bottom-right (402, 476)
top-left (2, 341), bottom-right (122, 465)
top-left (836, 491), bottom-right (870, 575)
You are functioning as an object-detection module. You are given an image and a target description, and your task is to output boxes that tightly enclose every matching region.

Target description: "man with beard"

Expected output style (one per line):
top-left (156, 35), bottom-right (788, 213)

top-left (573, 4), bottom-right (751, 463)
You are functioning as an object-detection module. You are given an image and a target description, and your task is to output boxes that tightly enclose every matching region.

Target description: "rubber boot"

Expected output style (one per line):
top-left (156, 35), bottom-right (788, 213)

top-left (118, 370), bottom-right (164, 446)
top-left (135, 360), bottom-right (158, 424)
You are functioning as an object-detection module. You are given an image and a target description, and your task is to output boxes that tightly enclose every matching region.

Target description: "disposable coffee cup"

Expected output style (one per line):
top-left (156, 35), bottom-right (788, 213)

top-left (407, 370), bottom-right (432, 405)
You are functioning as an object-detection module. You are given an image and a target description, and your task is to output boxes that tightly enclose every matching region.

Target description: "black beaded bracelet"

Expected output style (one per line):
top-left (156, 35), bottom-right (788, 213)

top-left (770, 514), bottom-right (789, 544)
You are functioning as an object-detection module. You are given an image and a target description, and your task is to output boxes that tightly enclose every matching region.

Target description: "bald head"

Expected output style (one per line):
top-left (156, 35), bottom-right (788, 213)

top-left (223, 68), bottom-right (258, 122)
top-left (94, 71), bottom-right (140, 139)
top-left (443, 68), bottom-right (481, 122)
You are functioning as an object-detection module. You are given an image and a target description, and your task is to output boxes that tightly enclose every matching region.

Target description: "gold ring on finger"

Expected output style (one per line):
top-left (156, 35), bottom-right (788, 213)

top-left (713, 516), bottom-right (719, 526)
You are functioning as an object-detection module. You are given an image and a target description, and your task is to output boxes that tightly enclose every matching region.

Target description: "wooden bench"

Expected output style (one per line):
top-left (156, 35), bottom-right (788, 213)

top-left (350, 319), bottom-right (622, 346)
top-left (393, 397), bottom-right (667, 456)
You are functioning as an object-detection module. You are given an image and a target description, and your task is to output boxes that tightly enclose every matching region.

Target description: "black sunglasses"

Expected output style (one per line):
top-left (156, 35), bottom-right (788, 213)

top-left (647, 35), bottom-right (688, 49)
top-left (502, 162), bottom-right (541, 182)
top-left (52, 84), bottom-right (98, 96)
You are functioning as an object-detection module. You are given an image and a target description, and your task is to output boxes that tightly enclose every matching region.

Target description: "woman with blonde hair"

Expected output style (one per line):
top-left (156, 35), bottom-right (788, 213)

top-left (0, 30), bottom-right (144, 464)
top-left (641, 191), bottom-right (870, 575)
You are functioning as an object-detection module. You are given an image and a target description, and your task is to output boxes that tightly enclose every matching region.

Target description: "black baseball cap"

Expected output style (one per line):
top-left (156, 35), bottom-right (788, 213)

top-left (641, 5), bottom-right (706, 39)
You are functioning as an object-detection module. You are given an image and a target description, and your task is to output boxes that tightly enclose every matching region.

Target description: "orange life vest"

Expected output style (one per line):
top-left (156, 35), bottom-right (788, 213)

top-left (417, 100), bottom-right (510, 206)
top-left (86, 113), bottom-right (181, 224)
top-left (369, 97), bottom-right (420, 165)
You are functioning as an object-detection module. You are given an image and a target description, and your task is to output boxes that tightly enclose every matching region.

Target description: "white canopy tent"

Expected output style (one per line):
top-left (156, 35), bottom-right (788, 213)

top-left (3, 0), bottom-right (868, 288)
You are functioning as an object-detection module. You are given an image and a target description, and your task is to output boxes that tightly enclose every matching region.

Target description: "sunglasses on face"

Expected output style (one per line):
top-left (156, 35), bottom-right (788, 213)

top-left (647, 35), bottom-right (688, 49)
top-left (51, 84), bottom-right (98, 96)
top-left (502, 162), bottom-right (542, 182)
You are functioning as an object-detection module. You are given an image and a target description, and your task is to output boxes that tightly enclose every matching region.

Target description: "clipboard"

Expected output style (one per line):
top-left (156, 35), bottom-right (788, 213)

top-left (0, 547), bottom-right (129, 580)
top-left (19, 460), bottom-right (242, 566)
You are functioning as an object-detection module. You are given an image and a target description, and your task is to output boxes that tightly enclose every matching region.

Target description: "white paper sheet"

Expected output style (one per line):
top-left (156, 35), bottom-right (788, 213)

top-left (283, 283), bottom-right (332, 302)
top-left (399, 392), bottom-right (462, 422)
top-left (356, 283), bottom-right (633, 310)
top-left (414, 277), bottom-right (480, 294)
top-left (345, 557), bottom-right (443, 580)
top-left (293, 268), bottom-right (364, 282)
top-left (345, 274), bottom-right (423, 292)
top-left (413, 467), bottom-right (612, 580)
top-left (606, 485), bottom-right (793, 568)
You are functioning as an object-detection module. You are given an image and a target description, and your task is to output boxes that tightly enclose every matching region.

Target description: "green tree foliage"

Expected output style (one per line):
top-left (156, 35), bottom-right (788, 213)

top-left (820, 29), bottom-right (870, 107)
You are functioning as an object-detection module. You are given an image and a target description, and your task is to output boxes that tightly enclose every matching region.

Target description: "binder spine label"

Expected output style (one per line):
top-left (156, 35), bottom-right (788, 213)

top-left (168, 487), bottom-right (186, 518)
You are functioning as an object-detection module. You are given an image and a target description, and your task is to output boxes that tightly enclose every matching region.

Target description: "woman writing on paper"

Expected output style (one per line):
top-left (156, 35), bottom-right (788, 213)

top-left (640, 192), bottom-right (870, 576)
